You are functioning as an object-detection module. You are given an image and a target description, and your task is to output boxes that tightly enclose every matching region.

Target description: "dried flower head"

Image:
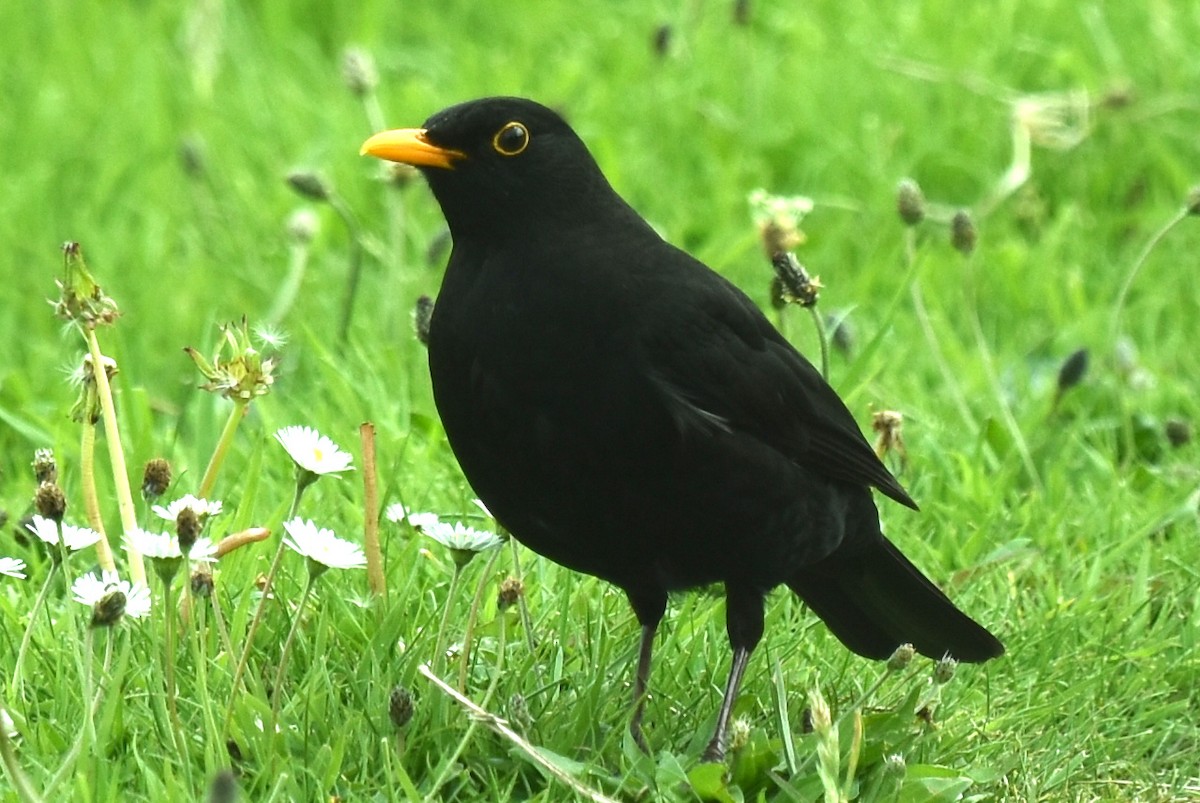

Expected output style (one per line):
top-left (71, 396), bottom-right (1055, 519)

top-left (141, 458), bottom-right (172, 501)
top-left (887, 643), bottom-right (915, 672)
top-left (1165, 419), bottom-right (1191, 448)
top-left (749, 189), bottom-right (814, 259)
top-left (53, 241), bottom-right (120, 328)
top-left (728, 716), bottom-right (753, 753)
top-left (872, 410), bottom-right (907, 467)
top-left (191, 567), bottom-right (216, 598)
top-left (748, 189), bottom-right (816, 258)
top-left (388, 685), bottom-right (415, 729)
top-left (771, 252), bottom-right (822, 308)
top-left (69, 352), bottom-right (117, 424)
top-left (286, 208), bottom-right (320, 245)
top-left (185, 317), bottom-right (277, 401)
top-left (286, 169), bottom-right (332, 202)
top-left (1187, 185), bottom-right (1200, 217)
top-left (896, 179), bottom-right (926, 226)
top-left (933, 655), bottom-right (958, 685)
top-left (341, 46), bottom-right (378, 97)
top-left (32, 448), bottom-right (57, 485)
top-left (497, 576), bottom-right (524, 611)
top-left (950, 210), bottom-right (977, 255)
top-left (34, 482), bottom-right (67, 522)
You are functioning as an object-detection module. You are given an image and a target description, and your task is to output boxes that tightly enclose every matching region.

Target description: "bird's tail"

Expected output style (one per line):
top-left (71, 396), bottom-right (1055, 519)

top-left (787, 537), bottom-right (1004, 663)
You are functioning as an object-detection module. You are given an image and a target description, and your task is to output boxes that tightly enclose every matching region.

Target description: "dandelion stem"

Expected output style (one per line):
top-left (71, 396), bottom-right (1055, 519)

top-left (79, 422), bottom-right (116, 572)
top-left (198, 399), bottom-right (248, 500)
top-left (83, 329), bottom-right (144, 584)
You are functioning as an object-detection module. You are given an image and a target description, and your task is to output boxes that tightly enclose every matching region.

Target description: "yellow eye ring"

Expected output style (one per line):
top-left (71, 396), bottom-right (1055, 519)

top-left (492, 121), bottom-right (530, 156)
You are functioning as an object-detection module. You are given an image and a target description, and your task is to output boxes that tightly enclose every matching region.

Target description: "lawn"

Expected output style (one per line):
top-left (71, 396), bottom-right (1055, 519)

top-left (1, 1), bottom-right (1198, 800)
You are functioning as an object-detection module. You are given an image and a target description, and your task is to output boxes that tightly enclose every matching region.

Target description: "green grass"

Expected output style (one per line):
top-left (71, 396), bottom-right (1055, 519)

top-left (2, 1), bottom-right (1199, 800)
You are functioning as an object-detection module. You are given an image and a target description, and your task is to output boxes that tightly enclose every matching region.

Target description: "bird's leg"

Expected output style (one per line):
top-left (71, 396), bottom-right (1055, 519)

top-left (701, 645), bottom-right (753, 763)
top-left (702, 584), bottom-right (765, 763)
top-left (626, 590), bottom-right (666, 754)
top-left (630, 622), bottom-right (658, 754)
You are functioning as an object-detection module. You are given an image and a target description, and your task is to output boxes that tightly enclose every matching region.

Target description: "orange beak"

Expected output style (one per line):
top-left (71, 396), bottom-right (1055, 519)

top-left (359, 128), bottom-right (465, 169)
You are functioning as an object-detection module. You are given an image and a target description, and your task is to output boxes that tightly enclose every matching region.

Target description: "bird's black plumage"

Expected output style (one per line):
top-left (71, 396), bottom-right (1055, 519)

top-left (362, 97), bottom-right (1003, 761)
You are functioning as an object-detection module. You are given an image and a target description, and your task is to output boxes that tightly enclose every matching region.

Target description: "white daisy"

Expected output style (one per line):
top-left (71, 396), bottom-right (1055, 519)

top-left (72, 570), bottom-right (152, 622)
top-left (0, 556), bottom-right (26, 579)
top-left (384, 503), bottom-right (441, 531)
top-left (283, 518), bottom-right (366, 571)
top-left (422, 521), bottom-right (504, 554)
top-left (25, 515), bottom-right (102, 552)
top-left (153, 494), bottom-right (223, 522)
top-left (274, 426), bottom-right (354, 476)
top-left (124, 528), bottom-right (218, 562)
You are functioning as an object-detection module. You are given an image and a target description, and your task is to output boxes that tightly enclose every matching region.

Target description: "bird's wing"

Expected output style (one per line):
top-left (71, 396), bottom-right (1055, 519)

top-left (636, 268), bottom-right (916, 510)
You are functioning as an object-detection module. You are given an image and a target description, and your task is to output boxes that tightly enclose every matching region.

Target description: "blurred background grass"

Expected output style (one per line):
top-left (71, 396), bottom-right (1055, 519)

top-left (2, 1), bottom-right (1199, 800)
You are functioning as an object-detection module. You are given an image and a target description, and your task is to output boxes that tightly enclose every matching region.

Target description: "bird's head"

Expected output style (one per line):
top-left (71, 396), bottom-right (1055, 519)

top-left (361, 97), bottom-right (630, 243)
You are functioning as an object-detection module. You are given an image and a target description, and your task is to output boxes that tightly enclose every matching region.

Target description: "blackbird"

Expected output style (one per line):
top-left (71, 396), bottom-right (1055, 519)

top-left (362, 97), bottom-right (1003, 761)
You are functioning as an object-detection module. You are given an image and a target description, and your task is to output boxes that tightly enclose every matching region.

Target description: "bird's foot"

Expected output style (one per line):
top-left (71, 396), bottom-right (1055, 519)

top-left (700, 736), bottom-right (726, 764)
top-left (629, 721), bottom-right (650, 755)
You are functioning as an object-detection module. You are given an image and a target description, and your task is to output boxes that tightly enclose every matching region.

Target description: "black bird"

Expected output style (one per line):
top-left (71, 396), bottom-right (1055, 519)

top-left (362, 97), bottom-right (1003, 761)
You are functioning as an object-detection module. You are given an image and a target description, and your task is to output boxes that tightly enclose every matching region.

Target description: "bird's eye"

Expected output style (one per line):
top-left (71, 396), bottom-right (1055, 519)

top-left (492, 122), bottom-right (529, 156)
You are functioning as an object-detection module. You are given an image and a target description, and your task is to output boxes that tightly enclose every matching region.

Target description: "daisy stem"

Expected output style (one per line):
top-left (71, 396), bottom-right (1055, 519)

top-left (83, 328), bottom-right (145, 585)
top-left (191, 596), bottom-right (222, 771)
top-left (11, 563), bottom-right (59, 697)
top-left (197, 399), bottom-right (248, 500)
top-left (78, 626), bottom-right (97, 754)
top-left (162, 577), bottom-right (189, 773)
top-left (223, 477), bottom-right (310, 734)
top-left (432, 564), bottom-right (464, 680)
top-left (508, 537), bottom-right (537, 654)
top-left (269, 571), bottom-right (317, 739)
top-left (457, 546), bottom-right (502, 693)
top-left (79, 422), bottom-right (116, 572)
